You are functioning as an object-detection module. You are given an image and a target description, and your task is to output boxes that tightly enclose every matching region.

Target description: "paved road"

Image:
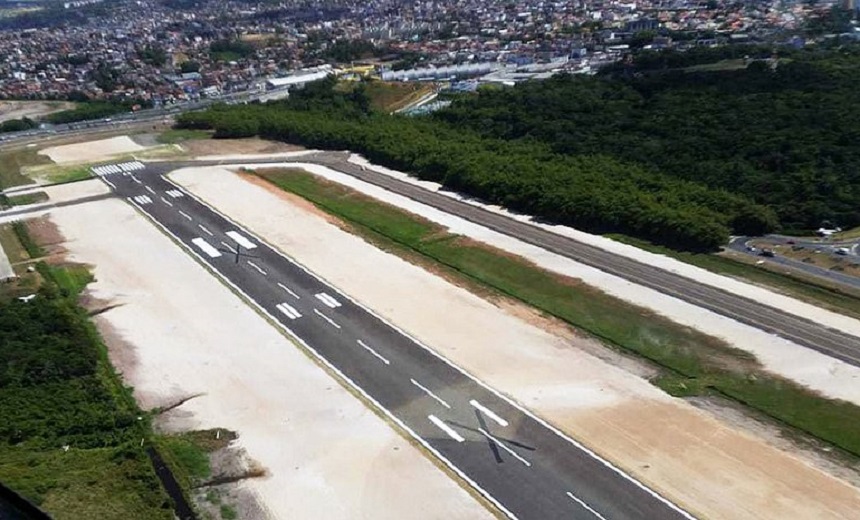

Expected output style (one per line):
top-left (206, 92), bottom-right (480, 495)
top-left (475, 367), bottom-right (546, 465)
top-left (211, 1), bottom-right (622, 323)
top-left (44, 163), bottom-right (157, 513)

top-left (170, 152), bottom-right (860, 368)
top-left (728, 237), bottom-right (860, 291)
top-left (95, 161), bottom-right (694, 519)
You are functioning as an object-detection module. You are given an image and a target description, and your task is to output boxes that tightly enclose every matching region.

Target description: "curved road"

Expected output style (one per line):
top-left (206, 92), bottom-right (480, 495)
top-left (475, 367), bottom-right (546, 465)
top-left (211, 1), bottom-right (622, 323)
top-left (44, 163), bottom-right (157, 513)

top-left (176, 152), bottom-right (860, 368)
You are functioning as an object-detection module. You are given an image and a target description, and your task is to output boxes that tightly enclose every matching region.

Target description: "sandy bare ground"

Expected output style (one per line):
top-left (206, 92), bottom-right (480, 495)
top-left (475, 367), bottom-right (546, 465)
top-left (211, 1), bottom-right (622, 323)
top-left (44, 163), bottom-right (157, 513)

top-left (179, 137), bottom-right (303, 159)
top-left (217, 159), bottom-right (860, 409)
top-left (0, 101), bottom-right (75, 123)
top-left (170, 165), bottom-right (860, 520)
top-left (0, 179), bottom-right (110, 225)
top-left (47, 198), bottom-right (491, 520)
top-left (39, 136), bottom-right (146, 164)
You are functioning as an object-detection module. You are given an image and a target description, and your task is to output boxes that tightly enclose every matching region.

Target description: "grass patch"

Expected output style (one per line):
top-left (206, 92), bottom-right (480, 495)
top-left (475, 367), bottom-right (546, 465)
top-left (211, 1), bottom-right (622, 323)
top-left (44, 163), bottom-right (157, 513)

top-left (156, 129), bottom-right (212, 144)
top-left (220, 504), bottom-right (238, 520)
top-left (608, 234), bottom-right (860, 320)
top-left (259, 167), bottom-right (860, 458)
top-left (156, 429), bottom-right (235, 491)
top-left (7, 191), bottom-right (48, 206)
top-left (0, 223), bottom-right (42, 300)
top-left (38, 262), bottom-right (93, 296)
top-left (0, 148), bottom-right (51, 189)
top-left (12, 221), bottom-right (43, 258)
top-left (349, 81), bottom-right (435, 113)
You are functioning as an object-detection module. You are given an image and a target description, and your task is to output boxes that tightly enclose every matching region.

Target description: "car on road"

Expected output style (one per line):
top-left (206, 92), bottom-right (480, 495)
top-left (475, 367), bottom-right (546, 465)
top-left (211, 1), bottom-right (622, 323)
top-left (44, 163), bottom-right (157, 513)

top-left (836, 247), bottom-right (850, 255)
top-left (760, 248), bottom-right (775, 257)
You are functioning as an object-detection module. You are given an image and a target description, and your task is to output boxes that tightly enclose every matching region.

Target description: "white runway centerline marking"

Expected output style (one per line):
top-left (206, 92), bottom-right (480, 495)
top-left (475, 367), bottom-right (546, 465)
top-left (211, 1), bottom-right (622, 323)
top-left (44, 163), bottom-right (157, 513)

top-left (178, 210), bottom-right (193, 221)
top-left (160, 196), bottom-right (173, 207)
top-left (313, 308), bottom-right (341, 329)
top-left (470, 399), bottom-right (509, 427)
top-left (428, 415), bottom-right (464, 443)
top-left (198, 224), bottom-right (213, 236)
top-left (411, 379), bottom-right (451, 409)
top-left (130, 174), bottom-right (141, 184)
top-left (276, 302), bottom-right (302, 320)
top-left (566, 492), bottom-right (608, 520)
top-left (478, 428), bottom-right (531, 467)
top-left (226, 231), bottom-right (257, 249)
top-left (357, 339), bottom-right (390, 365)
top-left (277, 282), bottom-right (300, 299)
top-left (191, 238), bottom-right (221, 258)
top-left (144, 185), bottom-right (155, 195)
top-left (247, 260), bottom-right (267, 276)
top-left (315, 292), bottom-right (342, 308)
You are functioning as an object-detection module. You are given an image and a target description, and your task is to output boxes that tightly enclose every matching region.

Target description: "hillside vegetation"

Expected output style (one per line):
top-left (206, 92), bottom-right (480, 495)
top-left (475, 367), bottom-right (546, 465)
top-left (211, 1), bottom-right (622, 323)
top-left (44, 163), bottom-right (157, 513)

top-left (177, 76), bottom-right (772, 251)
top-left (437, 45), bottom-right (860, 234)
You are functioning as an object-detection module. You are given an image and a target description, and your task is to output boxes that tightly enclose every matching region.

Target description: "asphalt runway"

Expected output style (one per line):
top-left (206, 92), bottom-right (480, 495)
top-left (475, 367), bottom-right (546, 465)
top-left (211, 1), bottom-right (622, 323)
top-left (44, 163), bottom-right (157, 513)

top-left (186, 152), bottom-right (860, 368)
top-left (97, 161), bottom-right (694, 519)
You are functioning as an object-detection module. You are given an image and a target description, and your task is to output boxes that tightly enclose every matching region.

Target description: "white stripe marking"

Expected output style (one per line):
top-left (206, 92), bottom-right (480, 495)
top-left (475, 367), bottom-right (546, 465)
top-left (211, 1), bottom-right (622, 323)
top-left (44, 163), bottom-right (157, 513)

top-left (411, 379), bottom-right (451, 409)
top-left (357, 339), bottom-right (390, 365)
top-left (198, 224), bottom-right (213, 236)
top-left (144, 185), bottom-right (155, 194)
top-left (160, 196), bottom-right (173, 207)
top-left (277, 282), bottom-right (300, 299)
top-left (276, 303), bottom-right (302, 320)
top-left (247, 260), bottom-right (267, 275)
top-left (178, 210), bottom-right (193, 221)
top-left (191, 238), bottom-right (221, 258)
top-left (130, 174), bottom-right (142, 184)
top-left (315, 292), bottom-right (341, 308)
top-left (313, 308), bottom-right (340, 329)
top-left (428, 415), bottom-right (464, 442)
top-left (102, 177), bottom-right (116, 188)
top-left (226, 230), bottom-right (257, 249)
top-left (470, 399), bottom-right (509, 427)
top-left (566, 492), bottom-right (608, 520)
top-left (478, 428), bottom-right (530, 467)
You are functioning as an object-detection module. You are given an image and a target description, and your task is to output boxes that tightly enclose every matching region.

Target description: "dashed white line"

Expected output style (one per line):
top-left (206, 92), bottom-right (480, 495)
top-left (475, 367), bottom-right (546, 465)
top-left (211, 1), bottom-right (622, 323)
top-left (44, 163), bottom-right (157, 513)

top-left (102, 177), bottom-right (116, 189)
top-left (160, 196), bottom-right (173, 207)
top-left (198, 224), bottom-right (213, 236)
top-left (276, 302), bottom-right (302, 320)
top-left (277, 282), bottom-right (300, 299)
top-left (191, 237), bottom-right (221, 258)
top-left (313, 308), bottom-right (341, 329)
top-left (566, 492), bottom-right (608, 520)
top-left (178, 210), bottom-right (193, 221)
top-left (247, 260), bottom-right (267, 276)
top-left (315, 292), bottom-right (342, 308)
top-left (357, 339), bottom-right (390, 365)
top-left (470, 399), bottom-right (509, 427)
top-left (411, 379), bottom-right (451, 409)
top-left (478, 428), bottom-right (531, 467)
top-left (130, 174), bottom-right (142, 184)
top-left (428, 415), bottom-right (464, 443)
top-left (144, 185), bottom-right (155, 194)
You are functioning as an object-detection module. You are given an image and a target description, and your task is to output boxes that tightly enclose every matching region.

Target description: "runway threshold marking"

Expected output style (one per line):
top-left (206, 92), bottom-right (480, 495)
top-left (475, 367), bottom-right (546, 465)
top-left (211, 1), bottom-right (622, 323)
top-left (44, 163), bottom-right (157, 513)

top-left (178, 210), bottom-right (193, 221)
top-left (428, 415), bottom-right (464, 443)
top-left (198, 224), bottom-right (214, 236)
top-left (566, 492), bottom-right (608, 520)
top-left (478, 428), bottom-right (531, 467)
top-left (226, 230), bottom-right (257, 249)
top-left (411, 379), bottom-right (451, 409)
top-left (313, 308), bottom-right (341, 329)
top-left (470, 399), bottom-right (509, 427)
top-left (191, 238), bottom-right (222, 258)
top-left (247, 260), bottom-right (267, 276)
top-left (357, 339), bottom-right (390, 365)
top-left (315, 292), bottom-right (342, 308)
top-left (276, 303), bottom-right (302, 320)
top-left (277, 282), bottom-right (300, 299)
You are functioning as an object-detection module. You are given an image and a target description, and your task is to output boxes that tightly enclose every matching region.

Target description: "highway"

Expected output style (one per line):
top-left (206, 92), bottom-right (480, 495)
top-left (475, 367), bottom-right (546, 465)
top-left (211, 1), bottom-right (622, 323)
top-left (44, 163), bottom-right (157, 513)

top-left (169, 151), bottom-right (860, 368)
top-left (96, 160), bottom-right (695, 520)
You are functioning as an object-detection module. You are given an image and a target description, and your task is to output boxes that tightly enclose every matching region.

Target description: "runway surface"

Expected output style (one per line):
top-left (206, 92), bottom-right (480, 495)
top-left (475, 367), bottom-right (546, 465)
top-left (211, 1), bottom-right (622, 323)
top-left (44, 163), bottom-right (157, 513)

top-left (182, 152), bottom-right (860, 368)
top-left (96, 161), bottom-right (694, 519)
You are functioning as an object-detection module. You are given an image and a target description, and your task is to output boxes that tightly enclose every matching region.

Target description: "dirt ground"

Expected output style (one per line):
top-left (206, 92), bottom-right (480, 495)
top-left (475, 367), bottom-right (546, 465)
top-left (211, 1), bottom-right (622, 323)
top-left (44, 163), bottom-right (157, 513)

top-left (46, 197), bottom-right (492, 520)
top-left (179, 137), bottom-right (304, 159)
top-left (171, 165), bottom-right (860, 520)
top-left (0, 101), bottom-right (75, 123)
top-left (38, 135), bottom-right (146, 164)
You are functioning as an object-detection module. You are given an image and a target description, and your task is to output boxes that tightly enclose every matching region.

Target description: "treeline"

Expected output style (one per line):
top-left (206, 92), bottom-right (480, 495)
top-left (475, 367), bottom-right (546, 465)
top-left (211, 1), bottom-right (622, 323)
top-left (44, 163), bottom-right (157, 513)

top-left (437, 46), bottom-right (860, 233)
top-left (45, 101), bottom-right (137, 124)
top-left (178, 81), bottom-right (772, 251)
top-left (0, 117), bottom-right (37, 134)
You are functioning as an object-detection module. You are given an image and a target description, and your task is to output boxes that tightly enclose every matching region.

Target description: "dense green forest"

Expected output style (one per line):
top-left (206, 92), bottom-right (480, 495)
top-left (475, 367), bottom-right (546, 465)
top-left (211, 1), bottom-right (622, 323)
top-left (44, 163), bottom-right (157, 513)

top-left (178, 77), bottom-right (773, 251)
top-left (437, 45), bottom-right (860, 233)
top-left (45, 101), bottom-right (140, 124)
